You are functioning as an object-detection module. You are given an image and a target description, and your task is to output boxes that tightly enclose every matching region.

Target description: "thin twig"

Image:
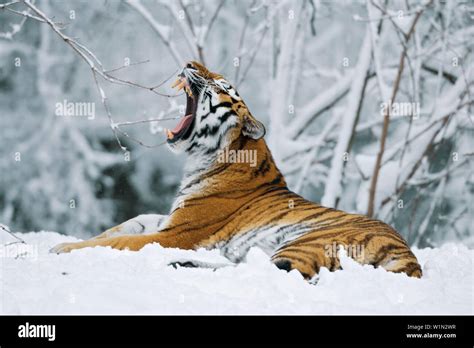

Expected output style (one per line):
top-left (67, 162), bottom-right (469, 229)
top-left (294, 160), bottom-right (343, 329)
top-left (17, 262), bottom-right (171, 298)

top-left (0, 224), bottom-right (26, 245)
top-left (10, 0), bottom-right (182, 150)
top-left (104, 59), bottom-right (150, 74)
top-left (367, 2), bottom-right (430, 217)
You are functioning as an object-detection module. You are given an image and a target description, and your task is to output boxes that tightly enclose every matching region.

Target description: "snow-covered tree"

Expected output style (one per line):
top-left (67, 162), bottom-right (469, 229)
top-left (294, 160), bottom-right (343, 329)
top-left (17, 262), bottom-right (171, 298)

top-left (0, 0), bottom-right (472, 247)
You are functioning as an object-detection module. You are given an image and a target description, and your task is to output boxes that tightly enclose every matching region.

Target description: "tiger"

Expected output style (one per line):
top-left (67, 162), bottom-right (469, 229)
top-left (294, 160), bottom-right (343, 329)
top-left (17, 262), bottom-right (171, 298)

top-left (51, 61), bottom-right (422, 279)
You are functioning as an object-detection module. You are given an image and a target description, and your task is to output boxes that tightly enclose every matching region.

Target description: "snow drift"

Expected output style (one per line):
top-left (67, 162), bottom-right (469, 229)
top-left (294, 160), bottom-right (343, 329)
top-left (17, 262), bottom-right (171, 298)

top-left (0, 231), bottom-right (472, 314)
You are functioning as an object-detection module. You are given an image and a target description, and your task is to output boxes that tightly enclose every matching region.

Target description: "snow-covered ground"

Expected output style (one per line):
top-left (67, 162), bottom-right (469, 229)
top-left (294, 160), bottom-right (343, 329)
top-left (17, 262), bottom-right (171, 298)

top-left (0, 231), bottom-right (472, 314)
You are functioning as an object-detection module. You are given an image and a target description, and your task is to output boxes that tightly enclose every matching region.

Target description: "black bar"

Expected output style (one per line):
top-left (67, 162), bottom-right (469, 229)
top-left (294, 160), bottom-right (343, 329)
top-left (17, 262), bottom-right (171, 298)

top-left (0, 315), bottom-right (472, 346)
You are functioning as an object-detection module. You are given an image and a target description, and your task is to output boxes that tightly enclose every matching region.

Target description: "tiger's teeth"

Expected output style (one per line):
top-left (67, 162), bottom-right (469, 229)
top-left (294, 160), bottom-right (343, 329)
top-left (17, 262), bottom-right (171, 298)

top-left (185, 86), bottom-right (193, 96)
top-left (177, 81), bottom-right (186, 91)
top-left (172, 78), bottom-right (186, 91)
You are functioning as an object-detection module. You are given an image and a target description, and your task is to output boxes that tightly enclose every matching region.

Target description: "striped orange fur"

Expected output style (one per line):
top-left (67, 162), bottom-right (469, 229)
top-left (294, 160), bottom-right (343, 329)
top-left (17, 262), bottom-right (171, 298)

top-left (52, 61), bottom-right (422, 279)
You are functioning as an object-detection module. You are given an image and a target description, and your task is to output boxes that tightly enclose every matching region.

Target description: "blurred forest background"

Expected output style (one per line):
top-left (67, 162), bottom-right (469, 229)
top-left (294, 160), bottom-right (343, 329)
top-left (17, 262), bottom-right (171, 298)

top-left (0, 0), bottom-right (473, 248)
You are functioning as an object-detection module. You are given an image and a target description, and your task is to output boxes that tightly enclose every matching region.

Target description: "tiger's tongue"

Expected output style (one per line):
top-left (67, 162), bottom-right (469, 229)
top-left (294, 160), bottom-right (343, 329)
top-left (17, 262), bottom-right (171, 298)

top-left (171, 114), bottom-right (193, 135)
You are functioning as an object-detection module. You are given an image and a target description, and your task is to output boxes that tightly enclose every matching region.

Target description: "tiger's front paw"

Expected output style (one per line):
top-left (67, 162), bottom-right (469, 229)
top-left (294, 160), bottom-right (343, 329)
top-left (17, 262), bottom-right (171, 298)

top-left (105, 235), bottom-right (151, 251)
top-left (50, 235), bottom-right (152, 254)
top-left (49, 242), bottom-right (85, 254)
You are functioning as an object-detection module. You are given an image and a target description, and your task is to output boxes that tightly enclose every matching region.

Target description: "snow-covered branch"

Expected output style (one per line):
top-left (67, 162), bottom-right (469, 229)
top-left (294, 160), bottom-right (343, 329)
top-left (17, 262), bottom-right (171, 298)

top-left (321, 30), bottom-right (372, 208)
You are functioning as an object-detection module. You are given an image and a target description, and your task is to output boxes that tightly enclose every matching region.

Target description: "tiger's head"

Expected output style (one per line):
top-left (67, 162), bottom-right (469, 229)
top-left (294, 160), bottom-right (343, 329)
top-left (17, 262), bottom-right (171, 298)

top-left (166, 61), bottom-right (266, 156)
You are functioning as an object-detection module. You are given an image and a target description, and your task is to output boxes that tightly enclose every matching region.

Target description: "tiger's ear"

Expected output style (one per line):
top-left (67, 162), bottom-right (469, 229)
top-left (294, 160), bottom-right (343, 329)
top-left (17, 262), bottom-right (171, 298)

top-left (242, 114), bottom-right (266, 140)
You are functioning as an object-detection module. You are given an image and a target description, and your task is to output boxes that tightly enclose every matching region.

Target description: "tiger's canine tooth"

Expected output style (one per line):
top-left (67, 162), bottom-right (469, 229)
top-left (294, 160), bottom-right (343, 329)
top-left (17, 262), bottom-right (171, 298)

top-left (172, 78), bottom-right (186, 91)
top-left (185, 85), bottom-right (192, 96)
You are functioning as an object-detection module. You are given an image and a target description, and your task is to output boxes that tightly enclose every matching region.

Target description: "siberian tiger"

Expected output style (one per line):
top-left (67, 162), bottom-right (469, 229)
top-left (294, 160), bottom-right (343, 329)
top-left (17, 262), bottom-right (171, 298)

top-left (51, 61), bottom-right (422, 279)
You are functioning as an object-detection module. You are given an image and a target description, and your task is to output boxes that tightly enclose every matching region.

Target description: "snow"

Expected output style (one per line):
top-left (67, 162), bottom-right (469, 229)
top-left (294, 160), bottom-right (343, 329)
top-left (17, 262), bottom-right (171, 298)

top-left (1, 231), bottom-right (472, 314)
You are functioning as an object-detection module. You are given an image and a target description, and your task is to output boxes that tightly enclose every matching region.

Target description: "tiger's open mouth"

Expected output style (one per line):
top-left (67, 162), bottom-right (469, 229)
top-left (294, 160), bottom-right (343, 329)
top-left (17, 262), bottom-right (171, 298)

top-left (166, 76), bottom-right (197, 143)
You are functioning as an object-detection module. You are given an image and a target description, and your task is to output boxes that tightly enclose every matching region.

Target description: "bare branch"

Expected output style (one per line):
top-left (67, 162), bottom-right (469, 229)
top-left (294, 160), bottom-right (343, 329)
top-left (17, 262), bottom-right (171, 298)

top-left (367, 3), bottom-right (430, 217)
top-left (0, 0), bottom-right (20, 9)
top-left (3, 0), bottom-right (184, 151)
top-left (0, 0), bottom-right (46, 23)
top-left (0, 224), bottom-right (26, 245)
top-left (103, 59), bottom-right (150, 74)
